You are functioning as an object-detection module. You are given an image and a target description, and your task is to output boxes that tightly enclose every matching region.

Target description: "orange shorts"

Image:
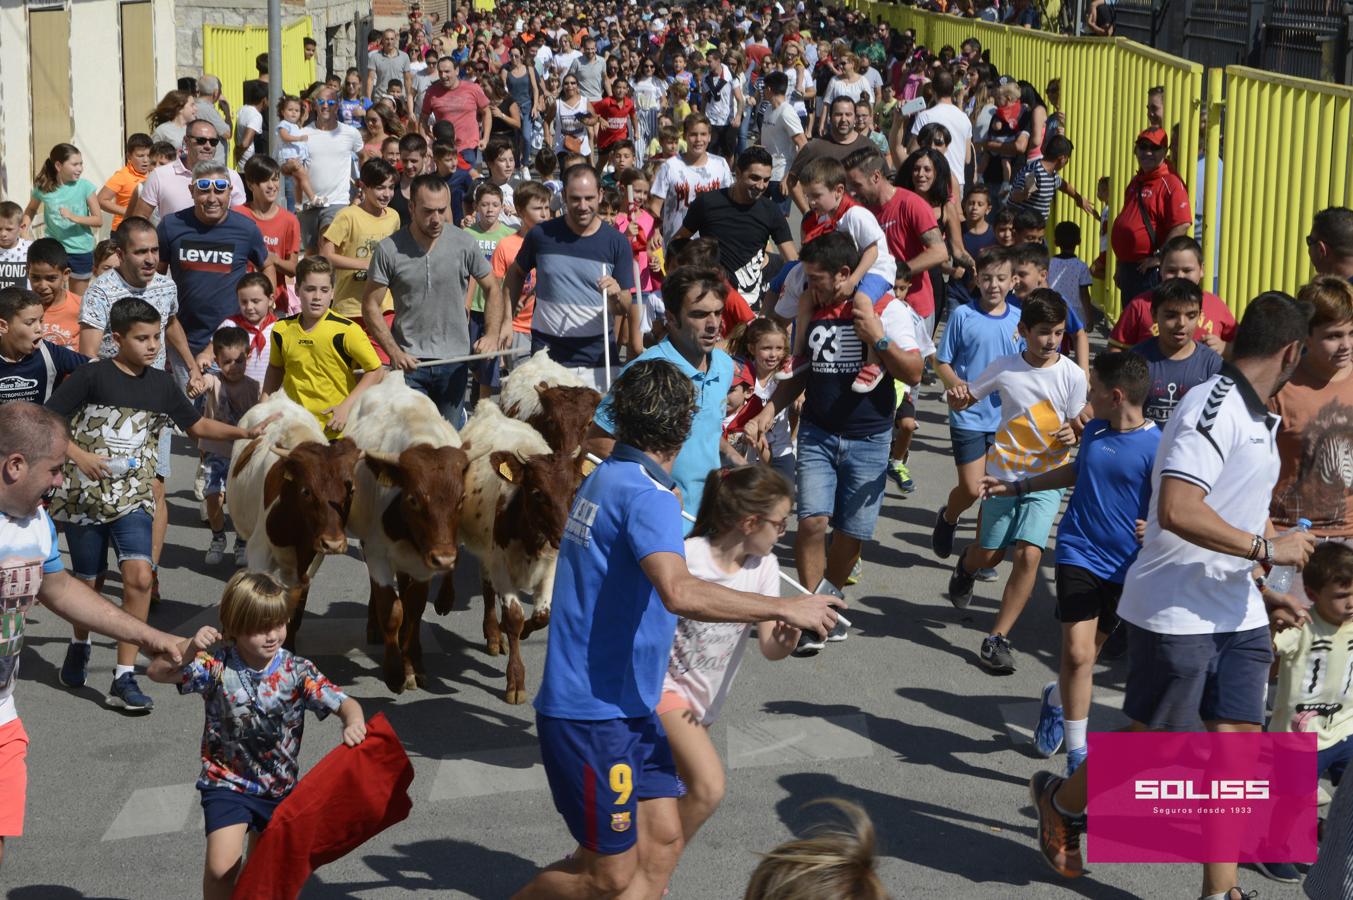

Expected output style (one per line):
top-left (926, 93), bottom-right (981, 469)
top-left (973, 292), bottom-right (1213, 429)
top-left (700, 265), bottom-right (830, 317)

top-left (0, 718), bottom-right (30, 836)
top-left (655, 689), bottom-right (693, 717)
top-left (354, 310), bottom-right (396, 366)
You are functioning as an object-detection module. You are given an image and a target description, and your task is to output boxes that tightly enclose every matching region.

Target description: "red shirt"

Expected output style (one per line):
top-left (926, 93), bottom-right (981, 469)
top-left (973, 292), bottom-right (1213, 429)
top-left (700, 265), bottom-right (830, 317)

top-left (721, 284), bottom-right (755, 337)
top-left (1109, 289), bottom-right (1237, 347)
top-left (592, 96), bottom-right (635, 149)
top-left (420, 80), bottom-right (490, 152)
top-left (233, 205), bottom-right (301, 308)
top-left (1109, 166), bottom-right (1192, 263)
top-left (867, 186), bottom-right (941, 318)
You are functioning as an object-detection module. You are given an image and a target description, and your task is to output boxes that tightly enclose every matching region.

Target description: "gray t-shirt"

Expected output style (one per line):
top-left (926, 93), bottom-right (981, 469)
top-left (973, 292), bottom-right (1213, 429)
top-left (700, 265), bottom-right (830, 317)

top-left (79, 270), bottom-right (180, 366)
top-left (369, 51), bottom-right (412, 100)
top-left (368, 226), bottom-right (490, 360)
top-left (570, 56), bottom-right (607, 101)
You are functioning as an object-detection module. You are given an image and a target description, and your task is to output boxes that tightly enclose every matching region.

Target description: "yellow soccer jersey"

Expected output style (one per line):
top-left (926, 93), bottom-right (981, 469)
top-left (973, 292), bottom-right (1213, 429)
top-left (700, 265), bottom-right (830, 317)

top-left (268, 312), bottom-right (381, 436)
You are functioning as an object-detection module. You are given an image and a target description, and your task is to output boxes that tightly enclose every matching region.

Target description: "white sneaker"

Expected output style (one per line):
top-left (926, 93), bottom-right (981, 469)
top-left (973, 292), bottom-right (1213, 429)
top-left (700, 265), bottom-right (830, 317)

top-left (205, 532), bottom-right (227, 566)
top-left (233, 537), bottom-right (247, 567)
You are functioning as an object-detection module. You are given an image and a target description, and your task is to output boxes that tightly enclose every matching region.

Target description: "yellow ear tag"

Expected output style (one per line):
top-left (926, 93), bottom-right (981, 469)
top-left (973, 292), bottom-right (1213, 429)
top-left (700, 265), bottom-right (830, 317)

top-left (581, 459), bottom-right (597, 476)
top-left (497, 460), bottom-right (515, 481)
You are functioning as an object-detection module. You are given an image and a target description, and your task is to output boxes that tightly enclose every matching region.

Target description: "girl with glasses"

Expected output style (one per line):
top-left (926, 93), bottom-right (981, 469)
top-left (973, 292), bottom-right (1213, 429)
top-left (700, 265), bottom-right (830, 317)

top-left (657, 464), bottom-right (802, 845)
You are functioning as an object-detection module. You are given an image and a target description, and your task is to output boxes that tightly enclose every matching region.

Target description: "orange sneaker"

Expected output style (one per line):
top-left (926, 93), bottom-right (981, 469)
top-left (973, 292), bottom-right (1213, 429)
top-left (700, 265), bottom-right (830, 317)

top-left (1029, 771), bottom-right (1084, 878)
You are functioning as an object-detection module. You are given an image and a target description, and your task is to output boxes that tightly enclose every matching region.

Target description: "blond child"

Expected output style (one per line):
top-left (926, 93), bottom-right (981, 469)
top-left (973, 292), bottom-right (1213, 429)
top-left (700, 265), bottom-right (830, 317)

top-left (147, 571), bottom-right (366, 900)
top-left (275, 96), bottom-right (321, 209)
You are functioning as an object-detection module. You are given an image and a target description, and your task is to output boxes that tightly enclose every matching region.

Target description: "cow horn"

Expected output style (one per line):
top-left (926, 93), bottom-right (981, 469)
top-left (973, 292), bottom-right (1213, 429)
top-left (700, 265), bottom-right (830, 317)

top-left (363, 450), bottom-right (400, 466)
top-left (270, 445), bottom-right (293, 459)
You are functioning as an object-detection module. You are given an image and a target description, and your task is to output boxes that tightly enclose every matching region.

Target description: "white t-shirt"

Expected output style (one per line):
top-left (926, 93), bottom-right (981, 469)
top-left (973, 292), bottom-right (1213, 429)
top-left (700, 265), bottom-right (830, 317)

top-left (650, 154), bottom-right (733, 243)
top-left (836, 206), bottom-right (896, 284)
top-left (774, 265), bottom-right (929, 358)
top-left (1118, 370), bottom-right (1282, 636)
top-left (910, 101), bottom-right (973, 188)
top-left (534, 45), bottom-right (555, 78)
top-left (301, 123), bottom-right (364, 209)
top-left (662, 536), bottom-right (780, 724)
top-left (0, 507), bottom-right (63, 725)
top-left (825, 76), bottom-right (872, 107)
top-left (968, 353), bottom-right (1088, 481)
top-left (703, 64), bottom-right (736, 126)
top-left (235, 105), bottom-right (264, 167)
top-left (762, 101), bottom-right (804, 182)
top-left (553, 49), bottom-right (581, 77)
top-left (553, 95), bottom-right (592, 158)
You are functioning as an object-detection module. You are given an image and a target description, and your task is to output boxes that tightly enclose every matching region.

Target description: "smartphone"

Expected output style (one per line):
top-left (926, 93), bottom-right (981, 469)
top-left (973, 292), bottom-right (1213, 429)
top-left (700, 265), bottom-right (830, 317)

top-left (901, 96), bottom-right (928, 117)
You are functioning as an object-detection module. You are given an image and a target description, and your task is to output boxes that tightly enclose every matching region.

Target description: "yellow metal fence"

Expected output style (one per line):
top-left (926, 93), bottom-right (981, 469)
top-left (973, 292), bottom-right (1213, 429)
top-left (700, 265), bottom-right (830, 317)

top-left (203, 19), bottom-right (318, 118)
top-left (847, 1), bottom-right (1353, 316)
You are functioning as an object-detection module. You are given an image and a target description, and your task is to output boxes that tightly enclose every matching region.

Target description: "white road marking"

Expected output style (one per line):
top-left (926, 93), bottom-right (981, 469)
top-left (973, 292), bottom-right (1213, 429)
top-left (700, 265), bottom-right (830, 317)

top-left (102, 783), bottom-right (200, 841)
top-left (427, 745), bottom-right (549, 801)
top-left (726, 714), bottom-right (874, 769)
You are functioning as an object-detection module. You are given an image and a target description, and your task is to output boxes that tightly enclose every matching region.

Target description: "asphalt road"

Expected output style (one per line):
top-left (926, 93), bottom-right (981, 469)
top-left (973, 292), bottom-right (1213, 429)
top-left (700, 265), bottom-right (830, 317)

top-left (8, 378), bottom-right (1315, 900)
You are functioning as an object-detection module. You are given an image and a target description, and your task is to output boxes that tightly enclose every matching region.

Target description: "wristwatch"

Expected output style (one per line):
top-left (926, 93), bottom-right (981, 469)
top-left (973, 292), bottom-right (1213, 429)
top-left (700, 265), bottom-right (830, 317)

top-left (874, 336), bottom-right (891, 352)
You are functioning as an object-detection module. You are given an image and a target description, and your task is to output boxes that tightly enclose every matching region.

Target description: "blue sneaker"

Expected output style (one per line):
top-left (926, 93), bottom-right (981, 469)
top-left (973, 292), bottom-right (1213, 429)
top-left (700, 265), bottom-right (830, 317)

top-left (1066, 745), bottom-right (1087, 777)
top-left (1254, 861), bottom-right (1301, 883)
top-left (1034, 681), bottom-right (1064, 757)
top-left (59, 641), bottom-right (91, 688)
top-left (107, 673), bottom-right (154, 712)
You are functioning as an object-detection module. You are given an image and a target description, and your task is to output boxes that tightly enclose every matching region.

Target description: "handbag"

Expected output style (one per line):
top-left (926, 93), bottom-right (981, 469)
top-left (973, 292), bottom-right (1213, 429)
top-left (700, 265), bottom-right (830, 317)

top-left (562, 133), bottom-right (584, 154)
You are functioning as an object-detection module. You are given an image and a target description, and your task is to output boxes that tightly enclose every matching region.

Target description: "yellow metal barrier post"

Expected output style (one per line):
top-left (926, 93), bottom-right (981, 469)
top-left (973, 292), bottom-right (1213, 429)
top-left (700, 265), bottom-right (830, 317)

top-left (1202, 72), bottom-right (1222, 292)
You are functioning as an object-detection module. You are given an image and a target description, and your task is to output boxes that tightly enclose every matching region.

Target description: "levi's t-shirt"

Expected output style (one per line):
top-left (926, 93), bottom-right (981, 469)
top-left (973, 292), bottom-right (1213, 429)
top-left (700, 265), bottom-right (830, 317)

top-left (158, 209), bottom-right (269, 352)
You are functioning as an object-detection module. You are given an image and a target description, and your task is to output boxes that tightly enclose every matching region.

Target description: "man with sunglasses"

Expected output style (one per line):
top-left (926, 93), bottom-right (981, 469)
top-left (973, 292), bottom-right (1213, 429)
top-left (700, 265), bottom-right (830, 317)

top-left (156, 161), bottom-right (270, 393)
top-left (297, 87), bottom-right (364, 252)
top-left (129, 121), bottom-right (244, 221)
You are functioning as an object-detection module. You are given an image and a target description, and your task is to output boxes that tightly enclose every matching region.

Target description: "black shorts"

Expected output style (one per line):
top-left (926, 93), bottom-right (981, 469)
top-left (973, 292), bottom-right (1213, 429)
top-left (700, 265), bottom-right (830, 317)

top-left (895, 393), bottom-right (916, 423)
top-left (709, 124), bottom-right (737, 157)
top-left (1054, 563), bottom-right (1123, 633)
top-left (1122, 623), bottom-right (1273, 729)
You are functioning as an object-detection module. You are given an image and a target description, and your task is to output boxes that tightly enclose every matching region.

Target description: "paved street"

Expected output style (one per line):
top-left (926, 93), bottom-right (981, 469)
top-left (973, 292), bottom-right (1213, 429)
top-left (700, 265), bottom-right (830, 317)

top-left (10, 379), bottom-right (1312, 899)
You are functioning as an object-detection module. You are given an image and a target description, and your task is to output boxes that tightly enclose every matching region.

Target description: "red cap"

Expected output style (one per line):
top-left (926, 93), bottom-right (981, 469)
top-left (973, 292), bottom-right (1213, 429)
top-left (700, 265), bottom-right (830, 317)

top-left (1136, 126), bottom-right (1169, 149)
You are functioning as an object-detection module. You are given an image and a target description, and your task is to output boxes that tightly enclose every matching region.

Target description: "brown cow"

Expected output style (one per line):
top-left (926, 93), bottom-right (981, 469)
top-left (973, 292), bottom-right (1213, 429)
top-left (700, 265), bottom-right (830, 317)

top-left (346, 375), bottom-right (470, 693)
top-left (228, 395), bottom-right (361, 647)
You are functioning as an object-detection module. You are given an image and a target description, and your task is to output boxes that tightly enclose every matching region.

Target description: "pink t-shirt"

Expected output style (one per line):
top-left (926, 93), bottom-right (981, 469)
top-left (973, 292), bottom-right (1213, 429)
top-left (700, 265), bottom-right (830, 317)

top-left (141, 159), bottom-right (245, 217)
top-left (420, 81), bottom-right (490, 152)
top-left (662, 537), bottom-right (780, 725)
top-left (614, 209), bottom-right (658, 293)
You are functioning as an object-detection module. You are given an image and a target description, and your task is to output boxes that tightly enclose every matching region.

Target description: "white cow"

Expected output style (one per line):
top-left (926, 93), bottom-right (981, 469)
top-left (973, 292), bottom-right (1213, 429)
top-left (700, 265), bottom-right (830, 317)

top-left (345, 373), bottom-right (470, 692)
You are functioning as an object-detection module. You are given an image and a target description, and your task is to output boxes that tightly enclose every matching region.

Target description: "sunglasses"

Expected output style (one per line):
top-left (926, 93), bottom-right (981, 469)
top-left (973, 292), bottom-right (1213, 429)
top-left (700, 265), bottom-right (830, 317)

top-left (194, 178), bottom-right (230, 193)
top-left (190, 136), bottom-right (221, 147)
top-left (316, 98), bottom-right (338, 107)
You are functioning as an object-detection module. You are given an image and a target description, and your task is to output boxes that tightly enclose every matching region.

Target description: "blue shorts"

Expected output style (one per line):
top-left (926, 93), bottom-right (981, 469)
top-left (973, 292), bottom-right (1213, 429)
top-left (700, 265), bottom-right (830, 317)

top-left (65, 508), bottom-right (154, 581)
top-left (950, 426), bottom-right (995, 466)
top-left (536, 712), bottom-right (685, 855)
top-left (155, 427), bottom-right (172, 479)
top-left (796, 419), bottom-right (891, 541)
top-left (1122, 623), bottom-right (1273, 729)
top-left (977, 489), bottom-right (1064, 551)
top-left (203, 453), bottom-right (229, 497)
top-left (857, 272), bottom-right (891, 304)
top-left (199, 786), bottom-right (282, 835)
top-left (66, 250), bottom-right (93, 280)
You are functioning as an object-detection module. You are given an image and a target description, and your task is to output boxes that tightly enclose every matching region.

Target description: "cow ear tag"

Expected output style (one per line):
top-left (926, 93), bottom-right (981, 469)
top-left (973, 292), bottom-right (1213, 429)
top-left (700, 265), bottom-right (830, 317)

top-left (497, 460), bottom-right (516, 482)
top-left (581, 458), bottom-right (597, 476)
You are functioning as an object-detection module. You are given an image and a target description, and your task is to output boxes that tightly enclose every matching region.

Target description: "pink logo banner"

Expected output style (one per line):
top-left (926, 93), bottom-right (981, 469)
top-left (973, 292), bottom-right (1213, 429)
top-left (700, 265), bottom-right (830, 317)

top-left (1086, 732), bottom-right (1318, 864)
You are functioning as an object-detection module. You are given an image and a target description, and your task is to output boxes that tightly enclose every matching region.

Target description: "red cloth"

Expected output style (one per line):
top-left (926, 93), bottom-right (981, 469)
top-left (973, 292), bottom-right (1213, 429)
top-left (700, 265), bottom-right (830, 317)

top-left (801, 194), bottom-right (857, 246)
top-left (232, 713), bottom-right (414, 900)
top-left (721, 284), bottom-right (755, 337)
top-left (226, 312), bottom-right (277, 357)
top-left (1109, 164), bottom-right (1192, 263)
top-left (1109, 289), bottom-right (1237, 347)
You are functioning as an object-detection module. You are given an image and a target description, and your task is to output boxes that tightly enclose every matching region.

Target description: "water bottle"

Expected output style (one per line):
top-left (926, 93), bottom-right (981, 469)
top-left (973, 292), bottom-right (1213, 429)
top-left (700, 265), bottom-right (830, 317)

top-left (1265, 518), bottom-right (1312, 595)
top-left (79, 457), bottom-right (139, 485)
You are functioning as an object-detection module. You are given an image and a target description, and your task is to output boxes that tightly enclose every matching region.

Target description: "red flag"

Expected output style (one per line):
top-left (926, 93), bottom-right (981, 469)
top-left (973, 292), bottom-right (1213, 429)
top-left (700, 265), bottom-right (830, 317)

top-left (232, 713), bottom-right (414, 899)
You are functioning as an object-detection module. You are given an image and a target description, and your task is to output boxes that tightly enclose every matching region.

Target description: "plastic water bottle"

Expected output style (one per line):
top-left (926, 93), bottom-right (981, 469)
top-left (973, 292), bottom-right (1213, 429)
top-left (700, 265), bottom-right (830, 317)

top-left (79, 457), bottom-right (139, 485)
top-left (1266, 518), bottom-right (1313, 595)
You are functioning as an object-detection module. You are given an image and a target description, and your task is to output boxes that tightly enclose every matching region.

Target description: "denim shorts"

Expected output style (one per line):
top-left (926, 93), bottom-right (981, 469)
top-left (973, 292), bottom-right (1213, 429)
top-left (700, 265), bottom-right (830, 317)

top-left (949, 426), bottom-right (995, 466)
top-left (155, 427), bottom-right (172, 479)
top-left (203, 453), bottom-right (230, 497)
top-left (1123, 623), bottom-right (1273, 729)
top-left (65, 508), bottom-right (154, 580)
top-left (977, 489), bottom-right (1064, 551)
top-left (796, 420), bottom-right (891, 541)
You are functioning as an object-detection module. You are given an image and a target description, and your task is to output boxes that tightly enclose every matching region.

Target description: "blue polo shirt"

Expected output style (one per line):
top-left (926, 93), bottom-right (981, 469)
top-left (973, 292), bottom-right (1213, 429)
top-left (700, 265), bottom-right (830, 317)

top-left (534, 446), bottom-right (686, 720)
top-left (594, 339), bottom-right (733, 535)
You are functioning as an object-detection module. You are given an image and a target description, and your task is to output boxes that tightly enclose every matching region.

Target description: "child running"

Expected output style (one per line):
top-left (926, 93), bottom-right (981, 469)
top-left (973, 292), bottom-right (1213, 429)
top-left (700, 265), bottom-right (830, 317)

top-left (782, 157), bottom-right (897, 393)
top-left (657, 465), bottom-right (801, 843)
top-left (981, 351), bottom-right (1158, 771)
top-left (726, 319), bottom-right (796, 488)
top-left (23, 143), bottom-right (101, 296)
top-left (147, 571), bottom-right (366, 900)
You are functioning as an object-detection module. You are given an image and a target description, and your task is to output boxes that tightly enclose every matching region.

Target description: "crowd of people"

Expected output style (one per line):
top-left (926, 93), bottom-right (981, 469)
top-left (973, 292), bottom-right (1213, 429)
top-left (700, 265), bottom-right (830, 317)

top-left (1, 0), bottom-right (1352, 898)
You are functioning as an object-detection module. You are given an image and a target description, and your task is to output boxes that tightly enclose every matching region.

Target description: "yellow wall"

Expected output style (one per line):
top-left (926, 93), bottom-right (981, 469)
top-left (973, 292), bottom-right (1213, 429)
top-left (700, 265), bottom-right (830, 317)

top-left (203, 18), bottom-right (318, 115)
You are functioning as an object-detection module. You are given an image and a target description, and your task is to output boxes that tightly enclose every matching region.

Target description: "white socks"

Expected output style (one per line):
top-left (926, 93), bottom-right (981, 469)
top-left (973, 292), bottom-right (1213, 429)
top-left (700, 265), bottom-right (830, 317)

top-left (1065, 718), bottom-right (1088, 753)
top-left (71, 638), bottom-right (91, 646)
top-left (114, 664), bottom-right (134, 679)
